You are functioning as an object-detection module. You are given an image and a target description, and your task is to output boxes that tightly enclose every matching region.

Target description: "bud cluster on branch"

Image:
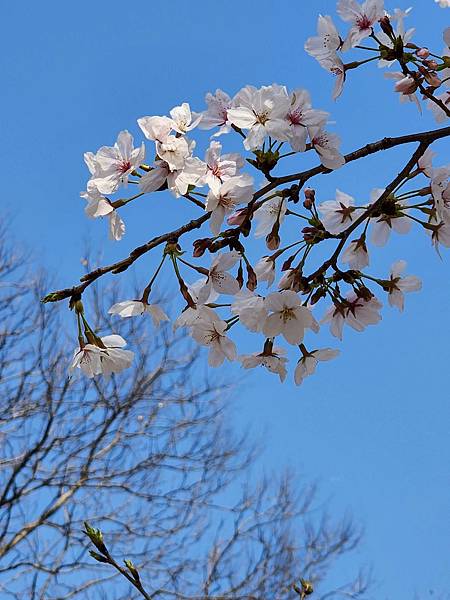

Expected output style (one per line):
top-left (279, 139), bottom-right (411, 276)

top-left (43, 0), bottom-right (450, 386)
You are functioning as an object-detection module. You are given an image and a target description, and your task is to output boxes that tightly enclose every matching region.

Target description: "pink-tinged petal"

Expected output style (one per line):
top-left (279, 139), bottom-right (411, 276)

top-left (137, 116), bottom-right (173, 141)
top-left (145, 304), bottom-right (169, 326)
top-left (262, 313), bottom-right (284, 337)
top-left (101, 334), bottom-right (128, 348)
top-left (390, 260), bottom-right (407, 278)
top-left (116, 130), bottom-right (133, 160)
top-left (108, 301), bottom-right (144, 318)
top-left (388, 290), bottom-right (404, 311)
top-left (208, 345), bottom-right (226, 367)
top-left (220, 337), bottom-right (237, 361)
top-left (371, 221), bottom-right (390, 247)
top-left (211, 272), bottom-right (240, 296)
top-left (197, 279), bottom-right (213, 305)
top-left (215, 251), bottom-right (241, 271)
top-left (314, 348), bottom-right (340, 361)
top-left (398, 275), bottom-right (422, 292)
top-left (283, 318), bottom-right (305, 345)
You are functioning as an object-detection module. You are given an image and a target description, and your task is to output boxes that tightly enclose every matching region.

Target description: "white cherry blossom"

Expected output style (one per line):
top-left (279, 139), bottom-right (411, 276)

top-left (69, 344), bottom-right (102, 378)
top-left (320, 53), bottom-right (347, 100)
top-left (198, 141), bottom-right (244, 194)
top-left (427, 91), bottom-right (450, 123)
top-left (205, 174), bottom-right (254, 235)
top-left (137, 115), bottom-right (173, 142)
top-left (342, 237), bottom-right (369, 269)
top-left (285, 89), bottom-right (329, 151)
top-left (308, 126), bottom-right (345, 170)
top-left (305, 14), bottom-right (342, 61)
top-left (169, 102), bottom-right (202, 134)
top-left (369, 188), bottom-right (411, 246)
top-left (294, 348), bottom-right (340, 386)
top-left (198, 89), bottom-right (233, 136)
top-left (191, 319), bottom-right (237, 367)
top-left (231, 291), bottom-right (267, 332)
top-left (386, 260), bottom-right (421, 311)
top-left (337, 0), bottom-right (385, 51)
top-left (98, 335), bottom-right (135, 378)
top-left (228, 85), bottom-right (291, 150)
top-left (108, 210), bottom-right (126, 241)
top-left (155, 135), bottom-right (190, 171)
top-left (262, 290), bottom-right (316, 345)
top-left (253, 196), bottom-right (287, 238)
top-left (84, 130), bottom-right (145, 195)
top-left (197, 252), bottom-right (241, 303)
top-left (322, 292), bottom-right (382, 340)
top-left (108, 300), bottom-right (169, 326)
top-left (319, 189), bottom-right (361, 234)
top-left (239, 345), bottom-right (288, 382)
top-left (254, 257), bottom-right (276, 287)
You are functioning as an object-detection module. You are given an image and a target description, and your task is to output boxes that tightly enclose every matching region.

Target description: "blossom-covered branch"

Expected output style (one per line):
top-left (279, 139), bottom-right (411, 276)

top-left (42, 2), bottom-right (450, 386)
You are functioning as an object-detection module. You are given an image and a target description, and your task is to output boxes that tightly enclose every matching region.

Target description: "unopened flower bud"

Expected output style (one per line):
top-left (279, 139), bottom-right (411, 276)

top-left (416, 47), bottom-right (430, 59)
top-left (418, 65), bottom-right (441, 87)
top-left (227, 207), bottom-right (249, 226)
top-left (303, 188), bottom-right (316, 210)
top-left (193, 238), bottom-right (212, 257)
top-left (266, 231), bottom-right (280, 250)
top-left (237, 261), bottom-right (244, 289)
top-left (422, 59), bottom-right (439, 71)
top-left (379, 15), bottom-right (394, 38)
top-left (246, 265), bottom-right (258, 291)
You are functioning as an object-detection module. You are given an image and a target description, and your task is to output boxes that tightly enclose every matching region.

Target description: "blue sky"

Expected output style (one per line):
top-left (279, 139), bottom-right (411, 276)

top-left (2, 1), bottom-right (449, 598)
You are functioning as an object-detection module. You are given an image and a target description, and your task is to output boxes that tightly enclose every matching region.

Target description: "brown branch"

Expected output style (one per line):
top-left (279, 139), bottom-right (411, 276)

top-left (43, 125), bottom-right (450, 304)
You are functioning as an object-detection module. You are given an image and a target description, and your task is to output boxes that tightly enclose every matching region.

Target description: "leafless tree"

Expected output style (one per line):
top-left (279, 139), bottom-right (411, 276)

top-left (0, 230), bottom-right (370, 599)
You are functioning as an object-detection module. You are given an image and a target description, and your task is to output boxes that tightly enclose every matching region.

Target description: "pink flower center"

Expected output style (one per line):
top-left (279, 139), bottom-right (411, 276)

top-left (117, 159), bottom-right (132, 174)
top-left (356, 14), bottom-right (372, 30)
top-left (288, 108), bottom-right (303, 126)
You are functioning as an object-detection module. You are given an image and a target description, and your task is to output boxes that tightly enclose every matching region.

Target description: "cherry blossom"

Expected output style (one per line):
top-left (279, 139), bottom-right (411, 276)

top-left (70, 344), bottom-right (102, 378)
top-left (239, 344), bottom-right (288, 382)
top-left (319, 189), bottom-right (361, 234)
top-left (386, 260), bottom-right (421, 311)
top-left (197, 252), bottom-right (241, 303)
top-left (262, 290), bottom-right (316, 345)
top-left (108, 300), bottom-right (169, 326)
top-left (342, 236), bottom-right (370, 269)
top-left (294, 347), bottom-right (340, 386)
top-left (98, 335), bottom-right (135, 378)
top-left (430, 167), bottom-right (450, 222)
top-left (385, 72), bottom-right (421, 113)
top-left (253, 196), bottom-right (287, 238)
top-left (308, 127), bottom-right (345, 170)
top-left (320, 53), bottom-right (347, 100)
top-left (231, 291), bottom-right (268, 333)
top-left (254, 257), bottom-right (276, 287)
top-left (285, 89), bottom-right (329, 151)
top-left (84, 131), bottom-right (145, 195)
top-left (322, 292), bottom-right (382, 340)
top-left (197, 89), bottom-right (233, 136)
top-left (369, 188), bottom-right (411, 246)
top-left (191, 318), bottom-right (237, 367)
top-left (206, 174), bottom-right (254, 235)
top-left (305, 14), bottom-right (342, 61)
top-left (435, 0), bottom-right (450, 7)
top-left (169, 102), bottom-right (202, 134)
top-left (199, 141), bottom-right (244, 194)
top-left (337, 0), bottom-right (385, 51)
top-left (227, 85), bottom-right (291, 150)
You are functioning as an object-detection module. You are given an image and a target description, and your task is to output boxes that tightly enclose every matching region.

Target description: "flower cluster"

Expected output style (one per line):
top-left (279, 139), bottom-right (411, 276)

top-left (45, 1), bottom-right (450, 386)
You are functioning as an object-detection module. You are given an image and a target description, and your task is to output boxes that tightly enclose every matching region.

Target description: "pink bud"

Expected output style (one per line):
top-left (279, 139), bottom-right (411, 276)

top-left (227, 208), bottom-right (248, 226)
top-left (416, 47), bottom-right (430, 59)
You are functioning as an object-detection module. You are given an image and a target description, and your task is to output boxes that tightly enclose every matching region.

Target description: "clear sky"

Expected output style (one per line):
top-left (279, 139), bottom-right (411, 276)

top-left (1, 1), bottom-right (449, 598)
